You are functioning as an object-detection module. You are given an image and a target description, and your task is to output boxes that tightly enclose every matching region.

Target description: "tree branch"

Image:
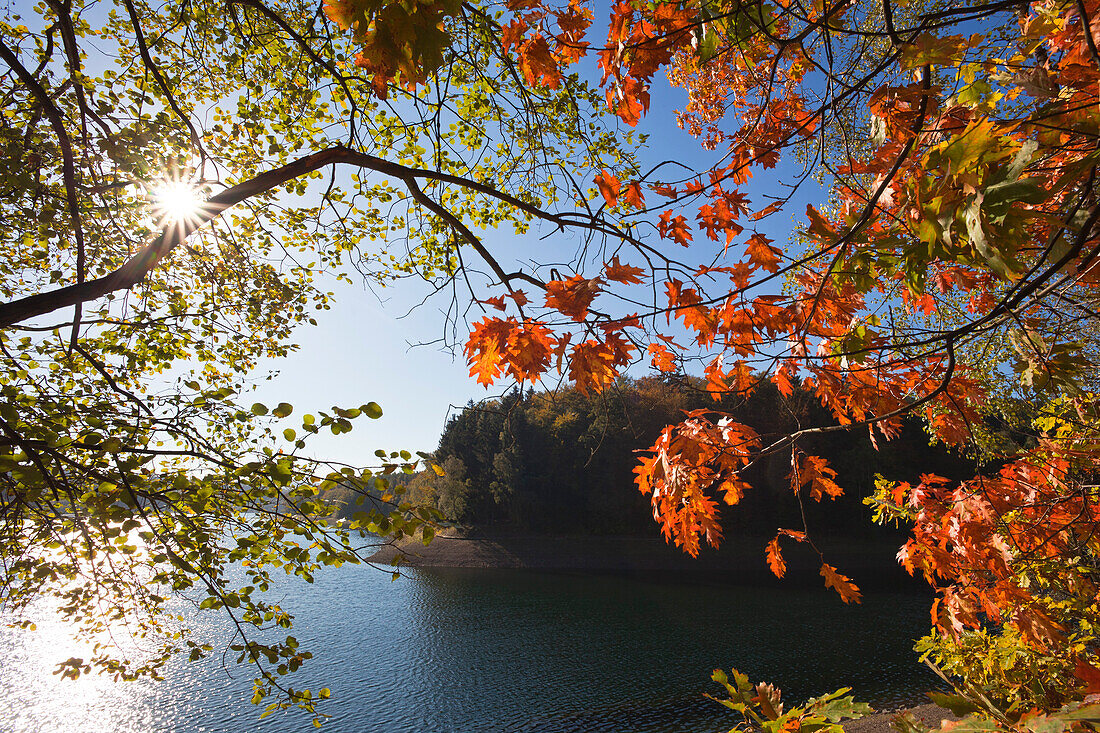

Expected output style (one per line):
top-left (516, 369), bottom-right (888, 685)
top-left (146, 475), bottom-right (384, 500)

top-left (0, 144), bottom-right (602, 327)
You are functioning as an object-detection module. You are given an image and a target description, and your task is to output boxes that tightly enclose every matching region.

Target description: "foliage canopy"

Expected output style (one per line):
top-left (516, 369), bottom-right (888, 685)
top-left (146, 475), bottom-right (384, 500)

top-left (6, 0), bottom-right (1100, 726)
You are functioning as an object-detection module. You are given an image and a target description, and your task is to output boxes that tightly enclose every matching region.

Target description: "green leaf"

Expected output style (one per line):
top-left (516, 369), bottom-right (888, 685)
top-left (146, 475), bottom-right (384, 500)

top-left (363, 402), bottom-right (383, 419)
top-left (273, 403), bottom-right (294, 418)
top-left (925, 692), bottom-right (982, 717)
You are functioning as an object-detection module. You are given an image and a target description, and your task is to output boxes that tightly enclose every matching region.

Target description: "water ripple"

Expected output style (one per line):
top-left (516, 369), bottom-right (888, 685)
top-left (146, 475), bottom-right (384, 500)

top-left (1, 566), bottom-right (940, 733)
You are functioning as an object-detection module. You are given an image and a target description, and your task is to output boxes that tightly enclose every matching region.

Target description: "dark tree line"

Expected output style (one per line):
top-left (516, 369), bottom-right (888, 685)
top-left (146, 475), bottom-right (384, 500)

top-left (405, 375), bottom-right (977, 538)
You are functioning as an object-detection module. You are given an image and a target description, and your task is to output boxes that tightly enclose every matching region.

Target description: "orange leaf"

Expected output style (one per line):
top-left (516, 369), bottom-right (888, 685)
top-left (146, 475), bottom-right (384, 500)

top-left (622, 181), bottom-right (645, 209)
top-left (604, 255), bottom-right (646, 284)
top-left (805, 204), bottom-right (838, 241)
top-left (464, 317), bottom-right (515, 386)
top-left (517, 35), bottom-right (562, 89)
top-left (569, 339), bottom-right (618, 394)
top-left (595, 170), bottom-right (621, 207)
top-left (544, 274), bottom-right (603, 321)
top-left (503, 320), bottom-right (555, 384)
top-left (766, 536), bottom-right (786, 578)
top-left (606, 78), bottom-right (648, 127)
top-left (745, 233), bottom-right (782, 273)
top-left (719, 477), bottom-right (749, 505)
top-left (666, 279), bottom-right (716, 345)
top-left (321, 0), bottom-right (356, 29)
top-left (648, 342), bottom-right (677, 372)
top-left (772, 367), bottom-right (794, 397)
top-left (505, 290), bottom-right (529, 308)
top-left (750, 201), bottom-right (784, 221)
top-left (658, 210), bottom-right (693, 246)
top-left (820, 563), bottom-right (862, 604)
top-left (792, 455), bottom-right (844, 501)
top-left (1012, 607), bottom-right (1064, 649)
top-left (501, 19), bottom-right (529, 53)
top-left (479, 295), bottom-right (507, 311)
top-left (1074, 656), bottom-right (1100, 695)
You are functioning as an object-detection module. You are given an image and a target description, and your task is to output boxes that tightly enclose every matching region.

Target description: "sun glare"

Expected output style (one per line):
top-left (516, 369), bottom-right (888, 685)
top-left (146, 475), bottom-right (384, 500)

top-left (153, 181), bottom-right (205, 226)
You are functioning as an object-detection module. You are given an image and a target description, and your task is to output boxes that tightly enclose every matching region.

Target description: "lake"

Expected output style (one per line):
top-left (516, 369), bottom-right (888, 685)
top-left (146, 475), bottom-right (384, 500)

top-left (0, 564), bottom-right (941, 733)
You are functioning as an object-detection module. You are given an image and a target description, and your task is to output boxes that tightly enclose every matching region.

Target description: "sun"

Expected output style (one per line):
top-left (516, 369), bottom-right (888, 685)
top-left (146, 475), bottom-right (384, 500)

top-left (152, 180), bottom-right (205, 227)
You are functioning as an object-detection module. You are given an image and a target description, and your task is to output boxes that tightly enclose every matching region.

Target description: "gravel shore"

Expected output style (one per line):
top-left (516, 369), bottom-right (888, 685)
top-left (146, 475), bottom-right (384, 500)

top-left (843, 703), bottom-right (958, 733)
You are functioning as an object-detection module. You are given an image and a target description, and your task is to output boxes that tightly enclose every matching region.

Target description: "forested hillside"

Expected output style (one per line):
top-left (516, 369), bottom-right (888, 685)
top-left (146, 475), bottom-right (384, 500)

top-left (403, 376), bottom-right (976, 538)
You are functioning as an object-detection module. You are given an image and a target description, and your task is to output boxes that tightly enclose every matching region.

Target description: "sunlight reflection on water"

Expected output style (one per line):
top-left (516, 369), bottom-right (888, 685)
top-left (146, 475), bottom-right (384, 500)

top-left (1, 566), bottom-right (940, 733)
top-left (2, 608), bottom-right (159, 732)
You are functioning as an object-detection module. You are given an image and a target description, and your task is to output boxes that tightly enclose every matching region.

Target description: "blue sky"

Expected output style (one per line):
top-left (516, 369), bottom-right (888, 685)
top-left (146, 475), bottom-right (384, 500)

top-left (246, 35), bottom-right (820, 465)
top-left (248, 97), bottom-right (704, 462)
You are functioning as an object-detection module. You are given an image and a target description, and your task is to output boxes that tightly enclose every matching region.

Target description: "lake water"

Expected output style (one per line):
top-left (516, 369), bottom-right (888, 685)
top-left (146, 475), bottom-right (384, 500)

top-left (1, 565), bottom-right (941, 733)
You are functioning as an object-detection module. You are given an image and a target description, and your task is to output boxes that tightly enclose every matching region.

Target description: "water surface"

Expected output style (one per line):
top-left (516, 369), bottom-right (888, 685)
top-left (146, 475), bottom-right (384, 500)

top-left (1, 565), bottom-right (940, 733)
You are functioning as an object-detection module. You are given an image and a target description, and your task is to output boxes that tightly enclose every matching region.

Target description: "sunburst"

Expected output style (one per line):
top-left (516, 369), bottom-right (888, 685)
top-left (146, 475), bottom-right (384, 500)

top-left (151, 179), bottom-right (207, 230)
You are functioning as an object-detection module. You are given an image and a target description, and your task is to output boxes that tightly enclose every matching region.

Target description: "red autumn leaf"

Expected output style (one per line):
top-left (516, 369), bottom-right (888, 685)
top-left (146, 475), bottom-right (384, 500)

top-left (321, 0), bottom-right (356, 29)
top-left (502, 320), bottom-right (555, 384)
top-left (501, 19), bottom-right (529, 53)
top-left (820, 563), bottom-right (862, 604)
top-left (658, 210), bottom-right (693, 246)
top-left (772, 367), bottom-right (794, 397)
top-left (595, 170), bottom-right (621, 207)
top-left (464, 317), bottom-right (516, 386)
top-left (602, 330), bottom-right (635, 365)
top-left (517, 35), bottom-right (562, 89)
top-left (648, 342), bottom-right (676, 372)
top-left (479, 295), bottom-right (507, 311)
top-left (666, 280), bottom-right (717, 345)
top-left (745, 233), bottom-right (783, 273)
top-left (606, 76), bottom-right (649, 127)
top-left (544, 274), bottom-right (603, 321)
top-left (750, 201), bottom-right (785, 221)
top-left (719, 477), bottom-right (750, 505)
top-left (604, 255), bottom-right (646, 284)
top-left (804, 204), bottom-right (838, 241)
top-left (792, 455), bottom-right (844, 501)
top-left (1012, 606), bottom-right (1064, 649)
top-left (505, 290), bottom-right (529, 308)
top-left (1074, 656), bottom-right (1100, 696)
top-left (622, 181), bottom-right (645, 208)
top-left (766, 536), bottom-right (786, 578)
top-left (697, 202), bottom-right (743, 244)
top-left (569, 339), bottom-right (618, 394)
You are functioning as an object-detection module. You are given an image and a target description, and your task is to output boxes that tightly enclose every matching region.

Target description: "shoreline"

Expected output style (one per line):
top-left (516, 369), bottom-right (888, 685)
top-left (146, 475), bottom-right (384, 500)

top-left (367, 527), bottom-right (928, 589)
top-left (844, 703), bottom-right (958, 733)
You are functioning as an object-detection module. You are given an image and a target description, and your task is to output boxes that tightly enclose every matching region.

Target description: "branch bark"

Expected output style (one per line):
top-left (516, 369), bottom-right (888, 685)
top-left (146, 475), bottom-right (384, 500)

top-left (0, 144), bottom-right (570, 327)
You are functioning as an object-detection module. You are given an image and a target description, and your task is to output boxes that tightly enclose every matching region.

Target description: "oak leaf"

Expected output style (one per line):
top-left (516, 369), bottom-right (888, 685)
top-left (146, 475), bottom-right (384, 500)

top-left (648, 342), bottom-right (677, 372)
top-left (766, 536), bottom-right (786, 578)
top-left (622, 181), bottom-right (645, 209)
top-left (595, 170), bottom-right (621, 207)
top-left (544, 274), bottom-right (603, 321)
top-left (745, 233), bottom-right (782, 273)
top-left (658, 210), bottom-right (693, 246)
top-left (504, 320), bottom-right (555, 384)
top-left (820, 563), bottom-right (862, 604)
top-left (569, 339), bottom-right (618, 394)
top-left (604, 256), bottom-right (645, 284)
top-left (464, 317), bottom-right (514, 386)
